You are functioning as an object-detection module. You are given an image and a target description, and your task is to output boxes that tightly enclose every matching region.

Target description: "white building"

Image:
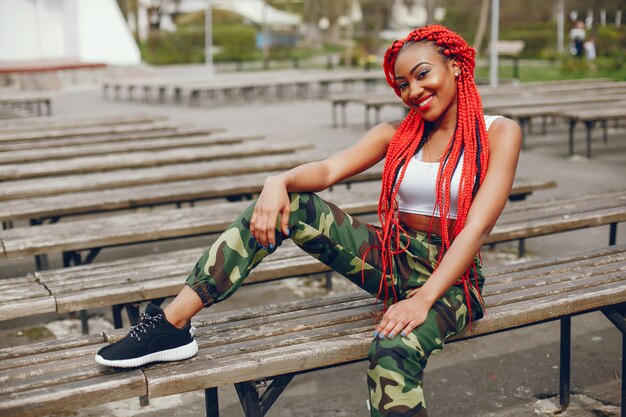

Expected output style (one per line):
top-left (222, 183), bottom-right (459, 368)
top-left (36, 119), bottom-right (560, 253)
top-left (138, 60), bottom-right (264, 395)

top-left (0, 0), bottom-right (140, 65)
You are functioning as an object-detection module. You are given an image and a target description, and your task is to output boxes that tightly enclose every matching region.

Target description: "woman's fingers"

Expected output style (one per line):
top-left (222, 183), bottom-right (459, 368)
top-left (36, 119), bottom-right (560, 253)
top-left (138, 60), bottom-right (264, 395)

top-left (374, 301), bottom-right (426, 340)
top-left (280, 206), bottom-right (291, 237)
top-left (401, 320), bottom-right (420, 336)
top-left (264, 213), bottom-right (277, 248)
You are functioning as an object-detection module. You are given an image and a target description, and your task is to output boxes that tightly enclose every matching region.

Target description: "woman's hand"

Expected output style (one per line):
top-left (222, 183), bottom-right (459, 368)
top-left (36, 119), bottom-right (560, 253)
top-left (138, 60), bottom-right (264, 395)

top-left (374, 293), bottom-right (432, 339)
top-left (249, 176), bottom-right (291, 248)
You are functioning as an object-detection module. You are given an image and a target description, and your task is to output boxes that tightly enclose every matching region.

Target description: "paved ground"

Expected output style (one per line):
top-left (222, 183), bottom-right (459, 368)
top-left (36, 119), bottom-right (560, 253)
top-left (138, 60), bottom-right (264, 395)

top-left (1, 68), bottom-right (625, 416)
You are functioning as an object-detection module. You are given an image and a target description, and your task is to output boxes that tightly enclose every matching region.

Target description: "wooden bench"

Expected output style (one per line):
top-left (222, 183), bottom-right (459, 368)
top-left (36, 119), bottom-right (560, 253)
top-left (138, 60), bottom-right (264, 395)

top-left (0, 113), bottom-right (168, 135)
top-left (557, 107), bottom-right (626, 158)
top-left (0, 152), bottom-right (322, 201)
top-left (336, 82), bottom-right (626, 129)
top-left (0, 93), bottom-right (52, 117)
top-left (494, 99), bottom-right (626, 149)
top-left (0, 129), bottom-right (257, 165)
top-left (1, 245), bottom-right (624, 417)
top-left (8, 185), bottom-right (626, 333)
top-left (0, 166), bottom-right (381, 223)
top-left (0, 138), bottom-right (306, 182)
top-left (0, 127), bottom-right (227, 153)
top-left (0, 179), bottom-right (560, 261)
top-left (105, 71), bottom-right (383, 106)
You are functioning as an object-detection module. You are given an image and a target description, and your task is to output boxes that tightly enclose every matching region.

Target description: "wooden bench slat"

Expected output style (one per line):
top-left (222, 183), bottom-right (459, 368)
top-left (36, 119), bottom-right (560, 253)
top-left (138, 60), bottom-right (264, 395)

top-left (485, 265), bottom-right (626, 307)
top-left (0, 298), bottom-right (57, 322)
top-left (485, 252), bottom-right (626, 289)
top-left (145, 329), bottom-right (373, 398)
top-left (483, 245), bottom-right (626, 277)
top-left (1, 354), bottom-right (110, 395)
top-left (487, 205), bottom-right (626, 244)
top-left (0, 113), bottom-right (166, 134)
top-left (45, 245), bottom-right (306, 291)
top-left (0, 136), bottom-right (299, 181)
top-left (1, 189), bottom-right (620, 261)
top-left (106, 291), bottom-right (371, 343)
top-left (0, 122), bottom-right (180, 143)
top-left (0, 126), bottom-right (221, 152)
top-left (0, 334), bottom-right (104, 363)
top-left (0, 167), bottom-right (373, 221)
top-left (0, 371), bottom-right (146, 417)
top-left (0, 152), bottom-right (319, 201)
top-left (461, 280), bottom-right (626, 339)
top-left (0, 130), bottom-right (250, 165)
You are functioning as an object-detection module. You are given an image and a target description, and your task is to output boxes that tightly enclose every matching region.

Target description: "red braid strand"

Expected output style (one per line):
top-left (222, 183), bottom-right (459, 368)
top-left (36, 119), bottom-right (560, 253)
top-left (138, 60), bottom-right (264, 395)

top-left (377, 25), bottom-right (489, 321)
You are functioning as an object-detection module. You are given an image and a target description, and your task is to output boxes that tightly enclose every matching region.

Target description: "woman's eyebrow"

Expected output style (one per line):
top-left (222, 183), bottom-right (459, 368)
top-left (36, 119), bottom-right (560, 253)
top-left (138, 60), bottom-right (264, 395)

top-left (395, 62), bottom-right (430, 80)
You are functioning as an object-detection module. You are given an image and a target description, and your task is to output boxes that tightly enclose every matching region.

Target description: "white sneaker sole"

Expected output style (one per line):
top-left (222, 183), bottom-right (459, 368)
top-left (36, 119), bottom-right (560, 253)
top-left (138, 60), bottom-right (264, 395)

top-left (95, 339), bottom-right (198, 368)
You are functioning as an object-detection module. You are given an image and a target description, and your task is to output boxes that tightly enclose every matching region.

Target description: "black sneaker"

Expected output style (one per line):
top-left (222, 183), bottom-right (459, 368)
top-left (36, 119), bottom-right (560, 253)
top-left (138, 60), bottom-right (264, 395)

top-left (95, 304), bottom-right (198, 368)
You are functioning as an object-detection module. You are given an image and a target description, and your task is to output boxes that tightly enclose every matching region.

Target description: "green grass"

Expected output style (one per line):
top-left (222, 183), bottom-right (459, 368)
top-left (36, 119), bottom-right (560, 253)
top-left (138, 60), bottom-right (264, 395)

top-left (474, 58), bottom-right (625, 82)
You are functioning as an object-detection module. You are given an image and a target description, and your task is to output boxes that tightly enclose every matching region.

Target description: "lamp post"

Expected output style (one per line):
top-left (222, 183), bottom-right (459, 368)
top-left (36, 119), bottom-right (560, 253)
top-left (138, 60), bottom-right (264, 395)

top-left (557, 0), bottom-right (565, 55)
top-left (205, 0), bottom-right (214, 73)
top-left (489, 0), bottom-right (500, 87)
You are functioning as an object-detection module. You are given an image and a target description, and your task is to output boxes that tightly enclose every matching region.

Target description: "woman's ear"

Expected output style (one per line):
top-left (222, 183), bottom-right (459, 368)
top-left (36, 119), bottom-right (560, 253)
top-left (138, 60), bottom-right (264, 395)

top-left (449, 59), bottom-right (460, 77)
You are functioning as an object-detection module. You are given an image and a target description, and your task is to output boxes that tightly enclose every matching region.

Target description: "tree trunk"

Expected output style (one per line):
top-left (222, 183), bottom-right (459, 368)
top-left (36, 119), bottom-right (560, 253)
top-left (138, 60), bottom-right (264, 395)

top-left (474, 0), bottom-right (490, 55)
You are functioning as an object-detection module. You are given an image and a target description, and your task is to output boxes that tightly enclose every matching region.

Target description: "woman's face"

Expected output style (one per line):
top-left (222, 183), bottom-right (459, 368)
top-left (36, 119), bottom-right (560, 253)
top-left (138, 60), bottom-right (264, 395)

top-left (393, 43), bottom-right (459, 122)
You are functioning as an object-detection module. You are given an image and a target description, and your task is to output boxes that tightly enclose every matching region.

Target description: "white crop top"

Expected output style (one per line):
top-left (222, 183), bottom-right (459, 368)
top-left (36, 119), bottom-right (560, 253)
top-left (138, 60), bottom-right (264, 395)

top-left (397, 115), bottom-right (501, 219)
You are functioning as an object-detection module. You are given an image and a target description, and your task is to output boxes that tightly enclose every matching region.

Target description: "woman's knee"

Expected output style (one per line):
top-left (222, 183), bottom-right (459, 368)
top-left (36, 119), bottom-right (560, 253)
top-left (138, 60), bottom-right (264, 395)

top-left (368, 335), bottom-right (426, 371)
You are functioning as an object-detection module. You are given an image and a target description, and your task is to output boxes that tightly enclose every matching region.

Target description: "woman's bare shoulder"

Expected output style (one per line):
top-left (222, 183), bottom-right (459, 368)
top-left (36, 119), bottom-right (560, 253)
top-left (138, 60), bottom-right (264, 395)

top-left (487, 116), bottom-right (522, 151)
top-left (368, 119), bottom-right (402, 145)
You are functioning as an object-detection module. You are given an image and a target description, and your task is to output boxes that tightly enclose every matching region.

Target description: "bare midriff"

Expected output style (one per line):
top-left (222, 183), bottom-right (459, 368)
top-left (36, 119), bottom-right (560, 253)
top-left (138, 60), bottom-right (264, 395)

top-left (398, 211), bottom-right (456, 240)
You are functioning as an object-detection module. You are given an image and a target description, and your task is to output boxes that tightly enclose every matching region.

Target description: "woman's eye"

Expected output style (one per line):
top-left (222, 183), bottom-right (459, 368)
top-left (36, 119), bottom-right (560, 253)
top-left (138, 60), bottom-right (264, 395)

top-left (398, 82), bottom-right (408, 90)
top-left (417, 70), bottom-right (429, 79)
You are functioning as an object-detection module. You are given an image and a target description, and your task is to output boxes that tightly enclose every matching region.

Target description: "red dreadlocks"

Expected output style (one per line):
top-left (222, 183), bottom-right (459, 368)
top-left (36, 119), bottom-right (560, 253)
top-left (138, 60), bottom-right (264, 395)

top-left (375, 25), bottom-right (489, 320)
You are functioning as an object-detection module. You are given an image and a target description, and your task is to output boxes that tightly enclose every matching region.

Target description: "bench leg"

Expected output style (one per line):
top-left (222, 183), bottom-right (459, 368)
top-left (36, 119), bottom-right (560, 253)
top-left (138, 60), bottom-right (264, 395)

top-left (324, 271), bottom-right (333, 290)
top-left (517, 238), bottom-right (526, 258)
top-left (560, 317), bottom-right (571, 410)
top-left (610, 223), bottom-right (618, 246)
top-left (584, 121), bottom-right (596, 159)
top-left (235, 381), bottom-right (262, 417)
top-left (112, 304), bottom-right (124, 328)
top-left (518, 117), bottom-right (529, 150)
top-left (569, 120), bottom-right (577, 156)
top-left (601, 306), bottom-right (626, 417)
top-left (35, 254), bottom-right (50, 271)
top-left (80, 310), bottom-right (89, 335)
top-left (235, 375), bottom-right (294, 417)
top-left (205, 387), bottom-right (219, 417)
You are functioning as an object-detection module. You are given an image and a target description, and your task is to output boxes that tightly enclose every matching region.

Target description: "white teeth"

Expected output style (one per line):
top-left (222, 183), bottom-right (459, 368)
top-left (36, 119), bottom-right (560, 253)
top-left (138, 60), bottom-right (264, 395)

top-left (417, 96), bottom-right (434, 107)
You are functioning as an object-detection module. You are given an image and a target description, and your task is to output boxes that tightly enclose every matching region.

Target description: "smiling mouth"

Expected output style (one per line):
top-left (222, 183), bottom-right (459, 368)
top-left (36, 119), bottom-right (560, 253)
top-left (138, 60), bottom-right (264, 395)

top-left (416, 95), bottom-right (434, 108)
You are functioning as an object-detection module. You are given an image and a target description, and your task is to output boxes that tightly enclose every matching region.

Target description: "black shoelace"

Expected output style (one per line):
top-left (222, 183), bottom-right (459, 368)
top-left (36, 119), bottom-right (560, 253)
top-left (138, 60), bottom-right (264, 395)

top-left (129, 313), bottom-right (163, 342)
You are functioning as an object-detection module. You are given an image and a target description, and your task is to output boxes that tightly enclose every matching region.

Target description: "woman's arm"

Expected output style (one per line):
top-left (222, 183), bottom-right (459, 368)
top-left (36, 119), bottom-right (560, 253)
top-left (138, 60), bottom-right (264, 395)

top-left (376, 117), bottom-right (522, 339)
top-left (250, 122), bottom-right (397, 248)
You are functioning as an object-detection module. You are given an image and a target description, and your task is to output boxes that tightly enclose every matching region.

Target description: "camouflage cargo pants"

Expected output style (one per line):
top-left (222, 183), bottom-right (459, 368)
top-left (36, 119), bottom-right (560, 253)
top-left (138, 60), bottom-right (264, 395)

top-left (186, 192), bottom-right (484, 416)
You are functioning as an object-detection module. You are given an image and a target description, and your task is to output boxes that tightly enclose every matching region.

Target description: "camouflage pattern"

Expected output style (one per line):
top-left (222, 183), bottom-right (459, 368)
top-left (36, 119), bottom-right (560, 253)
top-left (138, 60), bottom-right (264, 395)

top-left (185, 192), bottom-right (484, 416)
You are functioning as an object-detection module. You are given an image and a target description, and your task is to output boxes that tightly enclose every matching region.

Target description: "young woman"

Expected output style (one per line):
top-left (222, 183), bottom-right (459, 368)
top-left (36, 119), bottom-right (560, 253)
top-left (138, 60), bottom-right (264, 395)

top-left (96, 25), bottom-right (521, 416)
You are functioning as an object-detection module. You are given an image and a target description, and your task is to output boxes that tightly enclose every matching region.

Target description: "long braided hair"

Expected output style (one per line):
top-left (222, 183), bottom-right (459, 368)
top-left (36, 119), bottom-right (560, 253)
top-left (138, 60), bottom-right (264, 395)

top-left (374, 25), bottom-right (489, 319)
